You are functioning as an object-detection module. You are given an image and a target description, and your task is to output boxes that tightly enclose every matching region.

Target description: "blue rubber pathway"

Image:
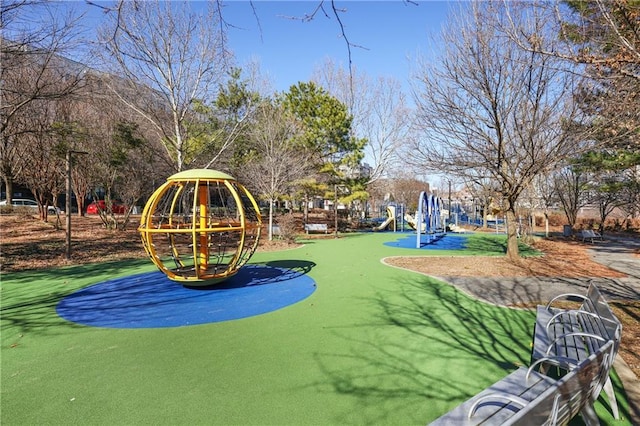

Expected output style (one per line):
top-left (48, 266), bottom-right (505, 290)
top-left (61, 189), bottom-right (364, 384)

top-left (56, 263), bottom-right (316, 329)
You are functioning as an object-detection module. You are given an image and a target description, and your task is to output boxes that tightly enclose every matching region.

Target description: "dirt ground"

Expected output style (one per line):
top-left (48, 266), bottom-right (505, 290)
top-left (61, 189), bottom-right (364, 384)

top-left (385, 237), bottom-right (629, 278)
top-left (1, 214), bottom-right (638, 378)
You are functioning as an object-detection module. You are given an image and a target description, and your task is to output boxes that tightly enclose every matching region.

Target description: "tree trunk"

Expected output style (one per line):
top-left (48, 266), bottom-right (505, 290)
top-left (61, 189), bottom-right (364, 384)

top-left (505, 208), bottom-right (520, 260)
top-left (544, 211), bottom-right (550, 238)
top-left (268, 198), bottom-right (274, 241)
top-left (76, 198), bottom-right (83, 217)
top-left (529, 214), bottom-right (535, 236)
top-left (3, 175), bottom-right (13, 204)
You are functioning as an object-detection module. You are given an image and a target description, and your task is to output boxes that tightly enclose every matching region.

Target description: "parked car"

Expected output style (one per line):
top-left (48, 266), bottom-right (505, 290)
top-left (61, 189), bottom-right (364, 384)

top-left (0, 198), bottom-right (61, 214)
top-left (86, 200), bottom-right (127, 214)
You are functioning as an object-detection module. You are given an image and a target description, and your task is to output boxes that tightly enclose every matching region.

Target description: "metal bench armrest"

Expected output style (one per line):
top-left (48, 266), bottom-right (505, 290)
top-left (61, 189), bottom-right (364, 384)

top-left (545, 310), bottom-right (601, 334)
top-left (467, 393), bottom-right (529, 419)
top-left (528, 356), bottom-right (579, 377)
top-left (545, 293), bottom-right (588, 310)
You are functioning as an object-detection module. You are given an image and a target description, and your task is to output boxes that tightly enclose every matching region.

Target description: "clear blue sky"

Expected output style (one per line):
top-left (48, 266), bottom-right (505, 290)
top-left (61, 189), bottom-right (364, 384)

top-left (41, 1), bottom-right (454, 91)
top-left (222, 1), bottom-right (454, 91)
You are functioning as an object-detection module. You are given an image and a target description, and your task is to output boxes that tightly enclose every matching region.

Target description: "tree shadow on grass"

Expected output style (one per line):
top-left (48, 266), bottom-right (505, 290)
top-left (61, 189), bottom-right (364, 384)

top-left (2, 258), bottom-right (152, 284)
top-left (310, 275), bottom-right (536, 424)
top-left (1, 282), bottom-right (86, 346)
top-left (310, 273), bottom-right (634, 424)
top-left (1, 259), bottom-right (153, 344)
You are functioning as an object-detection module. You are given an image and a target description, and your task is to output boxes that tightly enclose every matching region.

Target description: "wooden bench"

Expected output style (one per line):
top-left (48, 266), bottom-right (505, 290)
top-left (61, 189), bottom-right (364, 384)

top-left (531, 283), bottom-right (621, 419)
top-left (429, 340), bottom-right (616, 425)
top-left (304, 223), bottom-right (328, 234)
top-left (581, 229), bottom-right (603, 243)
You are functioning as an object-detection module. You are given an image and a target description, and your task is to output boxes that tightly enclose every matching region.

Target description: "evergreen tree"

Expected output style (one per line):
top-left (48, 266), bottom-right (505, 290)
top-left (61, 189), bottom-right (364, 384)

top-left (280, 82), bottom-right (366, 222)
top-left (281, 82), bottom-right (365, 178)
top-left (563, 1), bottom-right (640, 216)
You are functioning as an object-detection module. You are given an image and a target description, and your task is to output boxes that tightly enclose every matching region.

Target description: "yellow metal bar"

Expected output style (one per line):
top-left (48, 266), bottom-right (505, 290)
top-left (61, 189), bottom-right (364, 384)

top-left (236, 182), bottom-right (262, 267)
top-left (197, 182), bottom-right (209, 274)
top-left (139, 181), bottom-right (173, 269)
top-left (143, 225), bottom-right (243, 233)
top-left (191, 180), bottom-right (200, 277)
top-left (223, 180), bottom-right (246, 270)
top-left (168, 183), bottom-right (185, 228)
top-left (168, 183), bottom-right (185, 267)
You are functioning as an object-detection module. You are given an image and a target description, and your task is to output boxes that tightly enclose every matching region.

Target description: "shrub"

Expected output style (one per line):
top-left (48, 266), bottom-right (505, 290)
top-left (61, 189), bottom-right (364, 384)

top-left (276, 213), bottom-right (298, 243)
top-left (534, 212), bottom-right (565, 227)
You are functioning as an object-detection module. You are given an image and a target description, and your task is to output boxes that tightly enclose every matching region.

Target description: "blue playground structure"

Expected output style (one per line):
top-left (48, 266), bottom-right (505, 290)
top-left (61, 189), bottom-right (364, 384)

top-left (406, 191), bottom-right (447, 248)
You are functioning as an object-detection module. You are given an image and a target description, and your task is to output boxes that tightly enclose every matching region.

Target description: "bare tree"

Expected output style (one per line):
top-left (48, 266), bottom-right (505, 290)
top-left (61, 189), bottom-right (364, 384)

top-left (410, 1), bottom-right (585, 260)
top-left (15, 99), bottom-right (65, 222)
top-left (464, 176), bottom-right (502, 229)
top-left (531, 173), bottom-right (559, 237)
top-left (98, 121), bottom-right (154, 230)
top-left (1, 1), bottom-right (86, 204)
top-left (313, 60), bottom-right (410, 184)
top-left (44, 74), bottom-right (163, 225)
top-left (97, 0), bottom-right (230, 172)
top-left (359, 76), bottom-right (410, 183)
top-left (71, 85), bottom-right (158, 229)
top-left (390, 176), bottom-right (429, 213)
top-left (240, 101), bottom-right (313, 241)
top-left (554, 165), bottom-right (589, 228)
top-left (312, 59), bottom-right (368, 127)
top-left (503, 2), bottom-right (639, 172)
top-left (583, 167), bottom-right (631, 234)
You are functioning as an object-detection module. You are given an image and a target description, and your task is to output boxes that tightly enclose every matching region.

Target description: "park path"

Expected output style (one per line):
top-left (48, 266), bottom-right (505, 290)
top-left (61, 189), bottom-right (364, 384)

top-left (436, 234), bottom-right (640, 306)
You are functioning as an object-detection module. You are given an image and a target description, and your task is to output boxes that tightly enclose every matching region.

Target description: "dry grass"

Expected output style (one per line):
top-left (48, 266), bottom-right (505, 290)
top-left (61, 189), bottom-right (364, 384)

top-left (385, 237), bottom-right (626, 278)
top-left (0, 214), bottom-right (298, 271)
top-left (1, 214), bottom-right (146, 271)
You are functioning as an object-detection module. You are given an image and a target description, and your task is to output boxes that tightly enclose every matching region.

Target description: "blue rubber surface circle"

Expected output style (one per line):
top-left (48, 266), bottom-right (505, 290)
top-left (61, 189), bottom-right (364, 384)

top-left (383, 233), bottom-right (469, 250)
top-left (56, 263), bottom-right (316, 329)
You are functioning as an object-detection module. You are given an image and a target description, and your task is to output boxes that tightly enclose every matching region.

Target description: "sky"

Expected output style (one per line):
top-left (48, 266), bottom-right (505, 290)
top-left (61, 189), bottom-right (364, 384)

top-left (40, 1), bottom-right (456, 93)
top-left (220, 1), bottom-right (455, 91)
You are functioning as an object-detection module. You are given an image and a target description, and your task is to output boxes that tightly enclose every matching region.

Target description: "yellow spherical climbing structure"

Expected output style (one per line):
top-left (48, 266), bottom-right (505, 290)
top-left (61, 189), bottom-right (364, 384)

top-left (139, 169), bottom-right (262, 286)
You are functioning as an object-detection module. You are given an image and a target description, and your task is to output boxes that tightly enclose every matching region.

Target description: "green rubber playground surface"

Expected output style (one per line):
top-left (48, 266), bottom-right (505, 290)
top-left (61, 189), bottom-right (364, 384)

top-left (1, 232), bottom-right (632, 425)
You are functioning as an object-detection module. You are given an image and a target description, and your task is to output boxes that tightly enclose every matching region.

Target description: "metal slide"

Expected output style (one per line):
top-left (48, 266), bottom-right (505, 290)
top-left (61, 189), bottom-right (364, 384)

top-left (372, 206), bottom-right (396, 231)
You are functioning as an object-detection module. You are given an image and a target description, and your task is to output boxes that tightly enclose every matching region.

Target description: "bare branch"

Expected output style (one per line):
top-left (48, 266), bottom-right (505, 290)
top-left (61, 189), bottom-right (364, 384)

top-left (96, 0), bottom-right (229, 171)
top-left (411, 0), bottom-right (587, 258)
